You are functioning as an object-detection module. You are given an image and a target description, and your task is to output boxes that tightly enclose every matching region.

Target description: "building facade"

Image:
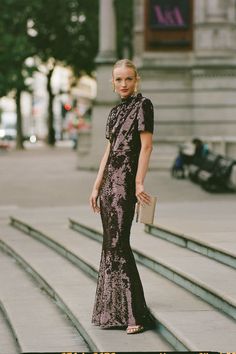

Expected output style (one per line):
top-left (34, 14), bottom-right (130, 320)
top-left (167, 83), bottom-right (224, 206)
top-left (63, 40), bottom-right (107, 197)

top-left (134, 0), bottom-right (236, 162)
top-left (78, 0), bottom-right (236, 170)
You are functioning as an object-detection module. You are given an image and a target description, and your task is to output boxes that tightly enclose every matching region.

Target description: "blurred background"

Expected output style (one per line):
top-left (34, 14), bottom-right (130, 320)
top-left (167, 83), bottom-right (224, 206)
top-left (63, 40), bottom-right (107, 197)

top-left (0, 0), bottom-right (236, 188)
top-left (0, 0), bottom-right (132, 150)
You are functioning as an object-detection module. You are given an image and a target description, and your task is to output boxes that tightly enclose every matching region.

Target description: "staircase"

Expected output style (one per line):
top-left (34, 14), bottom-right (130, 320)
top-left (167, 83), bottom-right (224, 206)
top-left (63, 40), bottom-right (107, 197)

top-left (0, 204), bottom-right (235, 353)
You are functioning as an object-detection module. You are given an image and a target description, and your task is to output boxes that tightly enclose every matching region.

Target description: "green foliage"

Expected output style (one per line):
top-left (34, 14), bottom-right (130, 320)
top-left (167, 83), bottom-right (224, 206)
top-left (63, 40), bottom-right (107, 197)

top-left (0, 0), bottom-right (37, 96)
top-left (114, 0), bottom-right (133, 59)
top-left (0, 0), bottom-right (99, 146)
top-left (0, 0), bottom-right (132, 146)
top-left (0, 0), bottom-right (99, 97)
top-left (30, 0), bottom-right (99, 76)
top-left (28, 0), bottom-right (99, 145)
top-left (0, 0), bottom-right (38, 148)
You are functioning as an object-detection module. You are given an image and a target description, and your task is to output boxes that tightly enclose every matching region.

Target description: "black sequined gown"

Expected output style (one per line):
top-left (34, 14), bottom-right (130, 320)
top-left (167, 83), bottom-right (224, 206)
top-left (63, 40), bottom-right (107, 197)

top-left (92, 93), bottom-right (155, 328)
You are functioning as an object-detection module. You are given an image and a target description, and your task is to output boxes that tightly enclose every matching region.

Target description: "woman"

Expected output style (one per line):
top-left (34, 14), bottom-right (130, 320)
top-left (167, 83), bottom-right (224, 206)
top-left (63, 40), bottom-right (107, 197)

top-left (89, 59), bottom-right (155, 334)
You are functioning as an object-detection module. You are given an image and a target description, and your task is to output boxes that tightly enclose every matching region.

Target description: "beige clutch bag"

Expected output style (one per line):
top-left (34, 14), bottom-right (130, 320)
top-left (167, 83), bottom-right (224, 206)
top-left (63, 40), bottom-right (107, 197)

top-left (135, 196), bottom-right (157, 224)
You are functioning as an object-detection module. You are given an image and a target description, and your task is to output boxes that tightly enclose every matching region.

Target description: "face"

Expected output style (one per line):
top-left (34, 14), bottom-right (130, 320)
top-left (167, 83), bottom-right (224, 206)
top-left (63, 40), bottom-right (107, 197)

top-left (112, 66), bottom-right (137, 98)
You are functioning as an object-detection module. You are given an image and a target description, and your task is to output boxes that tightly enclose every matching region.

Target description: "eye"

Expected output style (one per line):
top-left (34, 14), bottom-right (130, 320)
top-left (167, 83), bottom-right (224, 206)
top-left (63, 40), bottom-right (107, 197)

top-left (115, 78), bottom-right (121, 82)
top-left (126, 77), bottom-right (133, 81)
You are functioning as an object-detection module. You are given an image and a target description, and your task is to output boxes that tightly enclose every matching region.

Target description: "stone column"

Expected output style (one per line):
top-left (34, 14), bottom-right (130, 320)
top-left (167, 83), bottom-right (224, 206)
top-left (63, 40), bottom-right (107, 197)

top-left (77, 0), bottom-right (117, 170)
top-left (96, 0), bottom-right (117, 62)
top-left (133, 0), bottom-right (145, 65)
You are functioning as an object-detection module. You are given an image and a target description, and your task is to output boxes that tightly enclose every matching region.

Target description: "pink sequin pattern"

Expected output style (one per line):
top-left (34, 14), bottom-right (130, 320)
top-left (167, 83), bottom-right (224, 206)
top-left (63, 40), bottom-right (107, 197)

top-left (92, 93), bottom-right (155, 328)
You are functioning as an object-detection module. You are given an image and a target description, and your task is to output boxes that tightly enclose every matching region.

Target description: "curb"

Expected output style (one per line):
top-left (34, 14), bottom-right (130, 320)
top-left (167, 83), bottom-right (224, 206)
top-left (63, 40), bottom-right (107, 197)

top-left (145, 223), bottom-right (236, 270)
top-left (0, 296), bottom-right (21, 354)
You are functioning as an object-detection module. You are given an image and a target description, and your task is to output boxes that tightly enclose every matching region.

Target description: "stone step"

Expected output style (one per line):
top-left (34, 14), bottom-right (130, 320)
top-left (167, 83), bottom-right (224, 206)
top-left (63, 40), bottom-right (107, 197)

top-left (0, 222), bottom-right (172, 353)
top-left (0, 246), bottom-right (89, 354)
top-left (7, 209), bottom-right (236, 351)
top-left (0, 301), bottom-right (19, 354)
top-left (145, 223), bottom-right (236, 270)
top-left (149, 201), bottom-right (236, 269)
top-left (68, 217), bottom-right (236, 322)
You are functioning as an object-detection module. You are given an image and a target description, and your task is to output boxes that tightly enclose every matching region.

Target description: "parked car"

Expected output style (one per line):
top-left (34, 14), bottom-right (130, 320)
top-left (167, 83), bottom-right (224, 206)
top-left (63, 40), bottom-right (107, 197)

top-left (0, 127), bottom-right (16, 140)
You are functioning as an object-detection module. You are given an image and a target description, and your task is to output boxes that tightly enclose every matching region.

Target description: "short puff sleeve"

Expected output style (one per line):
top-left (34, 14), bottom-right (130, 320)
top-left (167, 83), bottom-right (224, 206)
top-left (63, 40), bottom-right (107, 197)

top-left (137, 98), bottom-right (154, 134)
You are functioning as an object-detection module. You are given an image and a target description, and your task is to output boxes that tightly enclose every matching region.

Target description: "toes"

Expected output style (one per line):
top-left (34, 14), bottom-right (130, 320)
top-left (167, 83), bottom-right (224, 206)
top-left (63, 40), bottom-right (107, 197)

top-left (126, 325), bottom-right (144, 334)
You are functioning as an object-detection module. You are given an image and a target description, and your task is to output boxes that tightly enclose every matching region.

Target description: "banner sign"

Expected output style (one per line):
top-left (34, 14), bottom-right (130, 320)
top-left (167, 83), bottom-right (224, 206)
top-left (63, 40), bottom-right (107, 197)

top-left (149, 0), bottom-right (190, 29)
top-left (145, 0), bottom-right (193, 50)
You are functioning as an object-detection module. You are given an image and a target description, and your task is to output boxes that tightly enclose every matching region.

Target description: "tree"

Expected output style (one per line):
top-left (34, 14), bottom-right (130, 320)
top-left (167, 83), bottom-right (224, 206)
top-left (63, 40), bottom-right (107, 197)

top-left (0, 0), bottom-right (37, 149)
top-left (30, 0), bottom-right (99, 145)
top-left (0, 0), bottom-right (132, 148)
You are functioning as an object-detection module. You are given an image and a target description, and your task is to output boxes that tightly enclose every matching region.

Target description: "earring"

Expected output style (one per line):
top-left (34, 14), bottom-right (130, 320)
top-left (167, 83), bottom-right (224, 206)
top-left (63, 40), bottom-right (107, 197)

top-left (112, 83), bottom-right (116, 92)
top-left (134, 84), bottom-right (138, 93)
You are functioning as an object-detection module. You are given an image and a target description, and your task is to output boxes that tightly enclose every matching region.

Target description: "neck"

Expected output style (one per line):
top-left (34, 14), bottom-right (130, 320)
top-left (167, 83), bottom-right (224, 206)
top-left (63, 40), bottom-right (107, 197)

top-left (121, 92), bottom-right (136, 101)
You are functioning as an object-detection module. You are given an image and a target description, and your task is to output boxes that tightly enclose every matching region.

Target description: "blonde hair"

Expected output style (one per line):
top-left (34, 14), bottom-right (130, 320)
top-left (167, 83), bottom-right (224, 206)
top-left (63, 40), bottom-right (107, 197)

top-left (112, 59), bottom-right (139, 79)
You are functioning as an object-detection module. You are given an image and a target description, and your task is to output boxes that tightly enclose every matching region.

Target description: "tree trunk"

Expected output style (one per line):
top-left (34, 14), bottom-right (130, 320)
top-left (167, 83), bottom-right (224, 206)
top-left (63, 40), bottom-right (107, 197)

top-left (46, 68), bottom-right (56, 146)
top-left (16, 89), bottom-right (24, 150)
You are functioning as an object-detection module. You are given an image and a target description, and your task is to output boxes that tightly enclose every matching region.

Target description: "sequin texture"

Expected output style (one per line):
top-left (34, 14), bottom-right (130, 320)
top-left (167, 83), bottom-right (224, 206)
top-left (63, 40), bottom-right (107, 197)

top-left (92, 93), bottom-right (155, 328)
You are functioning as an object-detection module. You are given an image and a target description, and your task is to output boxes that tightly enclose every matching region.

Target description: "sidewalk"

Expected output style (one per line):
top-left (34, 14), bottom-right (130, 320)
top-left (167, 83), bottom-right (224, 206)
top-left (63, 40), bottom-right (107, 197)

top-left (0, 142), bottom-right (235, 209)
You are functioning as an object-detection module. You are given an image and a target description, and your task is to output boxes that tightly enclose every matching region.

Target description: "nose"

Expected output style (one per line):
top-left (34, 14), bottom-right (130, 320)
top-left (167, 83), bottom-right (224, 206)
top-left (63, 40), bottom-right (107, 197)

top-left (121, 80), bottom-right (127, 87)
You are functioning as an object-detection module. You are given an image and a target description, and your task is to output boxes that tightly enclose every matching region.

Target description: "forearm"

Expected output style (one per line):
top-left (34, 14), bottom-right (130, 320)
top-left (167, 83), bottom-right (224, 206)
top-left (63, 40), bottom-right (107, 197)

top-left (135, 146), bottom-right (153, 185)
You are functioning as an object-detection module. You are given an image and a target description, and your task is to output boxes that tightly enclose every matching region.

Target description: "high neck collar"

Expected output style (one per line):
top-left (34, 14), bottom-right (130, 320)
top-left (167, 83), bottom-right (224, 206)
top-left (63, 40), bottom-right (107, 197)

top-left (121, 92), bottom-right (141, 104)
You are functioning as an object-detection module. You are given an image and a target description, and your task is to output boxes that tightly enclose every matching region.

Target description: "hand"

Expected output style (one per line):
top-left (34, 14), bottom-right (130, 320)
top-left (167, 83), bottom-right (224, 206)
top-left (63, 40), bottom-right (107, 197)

top-left (135, 183), bottom-right (151, 206)
top-left (89, 188), bottom-right (100, 213)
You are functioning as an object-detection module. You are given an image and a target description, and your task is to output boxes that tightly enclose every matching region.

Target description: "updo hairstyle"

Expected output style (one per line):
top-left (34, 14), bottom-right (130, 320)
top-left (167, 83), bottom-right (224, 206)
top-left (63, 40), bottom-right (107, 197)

top-left (112, 59), bottom-right (139, 79)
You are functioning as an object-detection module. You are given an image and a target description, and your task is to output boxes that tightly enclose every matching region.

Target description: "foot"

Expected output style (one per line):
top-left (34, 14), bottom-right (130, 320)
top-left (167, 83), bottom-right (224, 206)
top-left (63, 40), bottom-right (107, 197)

top-left (126, 325), bottom-right (144, 334)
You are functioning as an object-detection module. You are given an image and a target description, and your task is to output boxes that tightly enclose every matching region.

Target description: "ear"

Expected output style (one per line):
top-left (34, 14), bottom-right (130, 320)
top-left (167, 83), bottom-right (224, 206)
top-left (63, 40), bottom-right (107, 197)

top-left (110, 78), bottom-right (116, 92)
top-left (135, 76), bottom-right (140, 93)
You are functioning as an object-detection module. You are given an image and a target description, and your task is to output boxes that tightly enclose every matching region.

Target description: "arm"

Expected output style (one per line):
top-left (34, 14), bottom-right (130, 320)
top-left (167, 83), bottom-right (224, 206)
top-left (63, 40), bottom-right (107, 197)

top-left (89, 141), bottom-right (111, 212)
top-left (135, 131), bottom-right (153, 205)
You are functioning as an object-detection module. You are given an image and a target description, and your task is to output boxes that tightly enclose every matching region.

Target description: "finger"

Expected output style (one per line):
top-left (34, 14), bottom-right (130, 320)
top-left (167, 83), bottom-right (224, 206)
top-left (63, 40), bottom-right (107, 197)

top-left (138, 193), bottom-right (151, 205)
top-left (93, 200), bottom-right (99, 211)
top-left (91, 198), bottom-right (97, 213)
top-left (141, 191), bottom-right (151, 199)
top-left (89, 197), bottom-right (94, 211)
top-left (143, 194), bottom-right (152, 205)
top-left (93, 202), bottom-right (98, 213)
top-left (137, 195), bottom-right (145, 206)
top-left (95, 206), bottom-right (100, 213)
top-left (93, 197), bottom-right (101, 213)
